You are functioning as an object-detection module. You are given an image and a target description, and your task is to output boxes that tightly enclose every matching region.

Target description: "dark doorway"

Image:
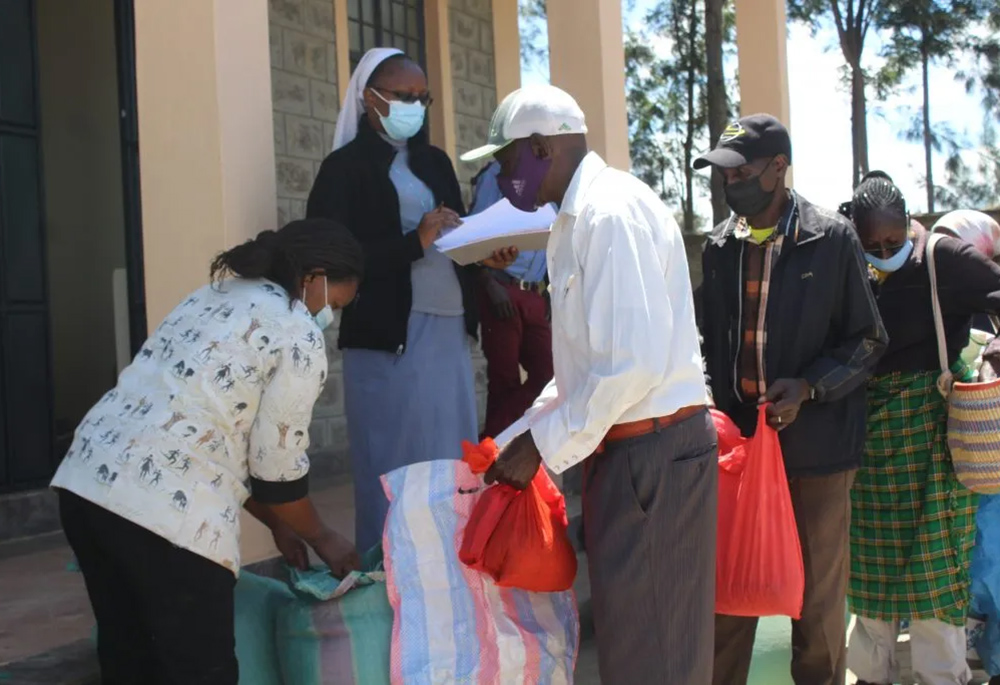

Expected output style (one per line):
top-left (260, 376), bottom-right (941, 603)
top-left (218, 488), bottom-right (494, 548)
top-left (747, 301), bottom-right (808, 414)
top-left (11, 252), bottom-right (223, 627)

top-left (0, 0), bottom-right (54, 491)
top-left (0, 0), bottom-right (144, 493)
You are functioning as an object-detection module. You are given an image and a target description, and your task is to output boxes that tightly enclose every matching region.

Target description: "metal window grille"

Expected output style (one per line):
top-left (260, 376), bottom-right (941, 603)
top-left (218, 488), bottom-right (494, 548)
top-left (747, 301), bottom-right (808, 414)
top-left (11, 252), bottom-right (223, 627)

top-left (347, 0), bottom-right (426, 71)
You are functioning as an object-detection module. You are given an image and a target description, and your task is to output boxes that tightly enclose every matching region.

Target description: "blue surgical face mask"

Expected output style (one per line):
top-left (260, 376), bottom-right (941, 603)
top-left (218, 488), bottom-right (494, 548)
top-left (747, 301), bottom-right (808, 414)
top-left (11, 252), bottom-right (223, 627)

top-left (312, 276), bottom-right (336, 330)
top-left (372, 90), bottom-right (426, 142)
top-left (864, 238), bottom-right (913, 273)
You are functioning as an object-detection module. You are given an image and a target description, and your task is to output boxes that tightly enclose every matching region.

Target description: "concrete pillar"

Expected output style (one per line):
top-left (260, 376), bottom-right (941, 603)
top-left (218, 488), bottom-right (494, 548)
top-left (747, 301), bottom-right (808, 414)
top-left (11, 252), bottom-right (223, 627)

top-left (134, 0), bottom-right (279, 565)
top-left (492, 0), bottom-right (521, 99)
top-left (334, 0), bottom-right (352, 104)
top-left (733, 0), bottom-right (791, 130)
top-left (733, 0), bottom-right (793, 186)
top-left (546, 0), bottom-right (630, 171)
top-left (425, 0), bottom-right (457, 158)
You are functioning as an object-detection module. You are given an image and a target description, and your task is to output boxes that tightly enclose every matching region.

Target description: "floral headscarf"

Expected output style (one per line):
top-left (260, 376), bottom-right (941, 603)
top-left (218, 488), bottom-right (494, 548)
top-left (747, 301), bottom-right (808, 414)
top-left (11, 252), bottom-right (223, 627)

top-left (933, 210), bottom-right (1000, 260)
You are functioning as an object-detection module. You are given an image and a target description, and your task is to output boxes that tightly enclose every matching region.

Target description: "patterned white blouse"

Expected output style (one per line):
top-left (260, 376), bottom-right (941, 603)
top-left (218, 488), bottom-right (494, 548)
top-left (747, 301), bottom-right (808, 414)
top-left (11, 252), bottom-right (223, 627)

top-left (51, 279), bottom-right (327, 573)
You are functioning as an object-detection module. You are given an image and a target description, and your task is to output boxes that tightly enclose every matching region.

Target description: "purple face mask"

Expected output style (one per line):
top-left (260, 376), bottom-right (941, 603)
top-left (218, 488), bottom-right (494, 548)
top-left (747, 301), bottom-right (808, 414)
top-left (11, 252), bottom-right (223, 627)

top-left (497, 139), bottom-right (552, 212)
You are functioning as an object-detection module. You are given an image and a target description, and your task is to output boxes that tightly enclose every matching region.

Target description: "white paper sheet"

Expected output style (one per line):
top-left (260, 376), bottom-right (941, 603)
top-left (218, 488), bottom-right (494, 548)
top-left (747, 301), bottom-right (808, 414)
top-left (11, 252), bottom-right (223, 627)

top-left (435, 199), bottom-right (557, 265)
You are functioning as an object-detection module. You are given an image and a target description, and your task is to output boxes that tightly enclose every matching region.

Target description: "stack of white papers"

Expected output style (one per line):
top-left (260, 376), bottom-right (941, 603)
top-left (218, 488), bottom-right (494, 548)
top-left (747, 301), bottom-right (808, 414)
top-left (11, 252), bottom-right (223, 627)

top-left (435, 199), bottom-right (557, 265)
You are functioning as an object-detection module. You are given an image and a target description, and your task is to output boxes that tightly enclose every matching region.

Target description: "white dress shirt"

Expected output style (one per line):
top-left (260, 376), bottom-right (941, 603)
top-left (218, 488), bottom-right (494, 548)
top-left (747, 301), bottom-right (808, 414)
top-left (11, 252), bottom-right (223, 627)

top-left (51, 279), bottom-right (326, 573)
top-left (504, 152), bottom-right (708, 474)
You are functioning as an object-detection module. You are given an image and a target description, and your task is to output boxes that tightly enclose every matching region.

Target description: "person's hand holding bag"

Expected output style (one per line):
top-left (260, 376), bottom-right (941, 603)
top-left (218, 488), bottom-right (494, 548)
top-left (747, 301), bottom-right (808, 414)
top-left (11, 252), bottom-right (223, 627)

top-left (759, 378), bottom-right (811, 430)
top-left (485, 431), bottom-right (542, 491)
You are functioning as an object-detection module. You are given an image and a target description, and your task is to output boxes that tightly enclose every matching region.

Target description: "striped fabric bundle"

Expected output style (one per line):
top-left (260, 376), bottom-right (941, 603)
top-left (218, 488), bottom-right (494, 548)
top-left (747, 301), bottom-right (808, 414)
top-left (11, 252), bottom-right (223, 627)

top-left (381, 460), bottom-right (579, 685)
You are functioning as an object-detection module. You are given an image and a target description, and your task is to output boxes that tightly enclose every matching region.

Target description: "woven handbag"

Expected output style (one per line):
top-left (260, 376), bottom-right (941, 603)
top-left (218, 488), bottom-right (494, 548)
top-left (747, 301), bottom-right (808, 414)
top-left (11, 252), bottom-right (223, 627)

top-left (927, 233), bottom-right (1000, 494)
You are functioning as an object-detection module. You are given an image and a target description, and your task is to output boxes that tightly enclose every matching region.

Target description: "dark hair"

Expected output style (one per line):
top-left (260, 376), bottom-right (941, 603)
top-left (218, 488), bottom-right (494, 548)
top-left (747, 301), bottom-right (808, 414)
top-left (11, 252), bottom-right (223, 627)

top-left (860, 170), bottom-right (894, 184)
top-left (841, 172), bottom-right (908, 230)
top-left (210, 218), bottom-right (364, 302)
top-left (365, 54), bottom-right (414, 88)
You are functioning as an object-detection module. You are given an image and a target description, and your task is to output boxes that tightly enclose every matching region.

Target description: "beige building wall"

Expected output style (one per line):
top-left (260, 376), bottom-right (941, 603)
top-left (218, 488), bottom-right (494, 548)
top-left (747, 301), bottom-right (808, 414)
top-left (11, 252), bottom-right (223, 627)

top-left (449, 0), bottom-right (499, 206)
top-left (135, 0), bottom-right (279, 565)
top-left (449, 0), bottom-right (499, 427)
top-left (269, 0), bottom-right (341, 228)
top-left (267, 0), bottom-right (351, 480)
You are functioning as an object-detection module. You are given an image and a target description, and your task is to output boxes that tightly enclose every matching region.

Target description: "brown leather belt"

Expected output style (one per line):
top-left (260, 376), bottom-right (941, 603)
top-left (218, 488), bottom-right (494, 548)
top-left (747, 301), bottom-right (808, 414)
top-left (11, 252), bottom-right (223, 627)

top-left (492, 269), bottom-right (547, 294)
top-left (594, 404), bottom-right (706, 454)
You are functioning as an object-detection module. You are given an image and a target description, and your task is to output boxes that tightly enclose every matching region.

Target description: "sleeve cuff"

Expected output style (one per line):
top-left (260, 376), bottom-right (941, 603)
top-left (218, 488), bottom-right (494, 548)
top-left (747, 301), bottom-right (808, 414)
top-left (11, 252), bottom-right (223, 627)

top-left (531, 420), bottom-right (593, 475)
top-left (800, 370), bottom-right (827, 402)
top-left (250, 474), bottom-right (309, 504)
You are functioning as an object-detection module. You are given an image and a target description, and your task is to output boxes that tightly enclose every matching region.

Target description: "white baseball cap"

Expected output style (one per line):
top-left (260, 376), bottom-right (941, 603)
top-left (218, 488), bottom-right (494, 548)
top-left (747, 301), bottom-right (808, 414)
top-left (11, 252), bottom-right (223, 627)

top-left (459, 84), bottom-right (588, 162)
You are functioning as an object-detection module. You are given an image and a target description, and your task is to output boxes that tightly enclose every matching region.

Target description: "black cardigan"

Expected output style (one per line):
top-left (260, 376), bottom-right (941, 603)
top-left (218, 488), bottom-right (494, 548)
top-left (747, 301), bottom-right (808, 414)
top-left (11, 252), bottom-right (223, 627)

top-left (306, 119), bottom-right (479, 353)
top-left (872, 225), bottom-right (1000, 375)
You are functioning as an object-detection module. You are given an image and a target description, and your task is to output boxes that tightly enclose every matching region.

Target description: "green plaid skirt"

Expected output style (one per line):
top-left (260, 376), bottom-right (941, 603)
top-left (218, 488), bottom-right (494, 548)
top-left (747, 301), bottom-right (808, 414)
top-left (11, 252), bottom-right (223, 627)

top-left (848, 370), bottom-right (979, 626)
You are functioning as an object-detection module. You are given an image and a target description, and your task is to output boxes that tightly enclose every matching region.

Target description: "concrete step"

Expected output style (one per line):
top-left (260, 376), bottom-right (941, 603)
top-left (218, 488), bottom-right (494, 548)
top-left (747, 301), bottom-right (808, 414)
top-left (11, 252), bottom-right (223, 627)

top-left (0, 489), bottom-right (61, 545)
top-left (0, 641), bottom-right (97, 685)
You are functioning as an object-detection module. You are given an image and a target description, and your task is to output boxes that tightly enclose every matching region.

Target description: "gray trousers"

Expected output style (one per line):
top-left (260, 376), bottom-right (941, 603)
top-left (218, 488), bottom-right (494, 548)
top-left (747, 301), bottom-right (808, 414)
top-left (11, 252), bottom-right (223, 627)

top-left (584, 408), bottom-right (718, 685)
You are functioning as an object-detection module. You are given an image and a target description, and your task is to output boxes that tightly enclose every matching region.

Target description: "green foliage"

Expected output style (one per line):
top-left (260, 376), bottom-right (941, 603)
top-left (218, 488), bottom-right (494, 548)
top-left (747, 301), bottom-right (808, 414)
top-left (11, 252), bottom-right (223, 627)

top-left (518, 0), bottom-right (547, 75)
top-left (517, 0), bottom-right (736, 231)
top-left (936, 117), bottom-right (1000, 210)
top-left (877, 0), bottom-right (987, 95)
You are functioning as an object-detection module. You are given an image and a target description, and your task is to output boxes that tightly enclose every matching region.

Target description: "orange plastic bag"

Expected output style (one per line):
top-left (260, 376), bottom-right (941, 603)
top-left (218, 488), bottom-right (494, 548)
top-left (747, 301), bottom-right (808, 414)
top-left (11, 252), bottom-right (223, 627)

top-left (459, 439), bottom-right (578, 593)
top-left (715, 405), bottom-right (805, 619)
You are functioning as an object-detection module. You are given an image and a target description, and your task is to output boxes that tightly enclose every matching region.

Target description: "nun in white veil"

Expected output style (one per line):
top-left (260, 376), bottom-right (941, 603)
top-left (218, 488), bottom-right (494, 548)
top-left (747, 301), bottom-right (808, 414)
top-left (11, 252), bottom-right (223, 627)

top-left (305, 48), bottom-right (511, 551)
top-left (331, 47), bottom-right (403, 151)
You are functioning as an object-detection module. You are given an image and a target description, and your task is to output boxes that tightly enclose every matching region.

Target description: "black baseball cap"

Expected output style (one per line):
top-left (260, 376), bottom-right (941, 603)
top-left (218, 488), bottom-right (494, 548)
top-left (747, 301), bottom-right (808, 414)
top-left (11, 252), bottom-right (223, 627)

top-left (693, 114), bottom-right (792, 170)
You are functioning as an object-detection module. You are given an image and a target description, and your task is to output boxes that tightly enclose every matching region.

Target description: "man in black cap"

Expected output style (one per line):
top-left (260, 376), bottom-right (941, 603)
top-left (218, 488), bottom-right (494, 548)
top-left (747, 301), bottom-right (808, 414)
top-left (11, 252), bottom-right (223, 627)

top-left (695, 114), bottom-right (887, 685)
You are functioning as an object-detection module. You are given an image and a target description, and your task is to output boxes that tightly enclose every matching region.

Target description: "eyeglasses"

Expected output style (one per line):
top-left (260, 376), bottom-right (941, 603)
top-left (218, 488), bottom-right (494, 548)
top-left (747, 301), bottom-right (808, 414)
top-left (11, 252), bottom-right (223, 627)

top-left (370, 86), bottom-right (433, 106)
top-left (864, 243), bottom-right (907, 257)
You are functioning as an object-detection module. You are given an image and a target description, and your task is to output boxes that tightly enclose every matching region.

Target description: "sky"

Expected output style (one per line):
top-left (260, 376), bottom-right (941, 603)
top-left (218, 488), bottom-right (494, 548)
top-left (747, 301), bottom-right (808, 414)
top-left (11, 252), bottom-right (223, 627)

top-left (519, 1), bottom-right (990, 218)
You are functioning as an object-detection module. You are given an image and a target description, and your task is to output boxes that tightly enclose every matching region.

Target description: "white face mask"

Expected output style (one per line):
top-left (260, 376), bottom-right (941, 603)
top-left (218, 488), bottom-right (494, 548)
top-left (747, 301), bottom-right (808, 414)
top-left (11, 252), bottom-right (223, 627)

top-left (371, 89), bottom-right (426, 141)
top-left (312, 276), bottom-right (336, 330)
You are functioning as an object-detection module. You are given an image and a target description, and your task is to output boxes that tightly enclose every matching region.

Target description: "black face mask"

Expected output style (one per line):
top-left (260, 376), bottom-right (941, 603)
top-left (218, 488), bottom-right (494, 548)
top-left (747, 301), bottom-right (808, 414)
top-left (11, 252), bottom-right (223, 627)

top-left (724, 160), bottom-right (776, 217)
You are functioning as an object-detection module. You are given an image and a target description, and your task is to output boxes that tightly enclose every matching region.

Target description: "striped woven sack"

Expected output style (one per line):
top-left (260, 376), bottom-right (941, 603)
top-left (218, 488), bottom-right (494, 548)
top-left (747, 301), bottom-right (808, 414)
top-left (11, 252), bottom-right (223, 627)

top-left (928, 233), bottom-right (1000, 494)
top-left (381, 460), bottom-right (579, 685)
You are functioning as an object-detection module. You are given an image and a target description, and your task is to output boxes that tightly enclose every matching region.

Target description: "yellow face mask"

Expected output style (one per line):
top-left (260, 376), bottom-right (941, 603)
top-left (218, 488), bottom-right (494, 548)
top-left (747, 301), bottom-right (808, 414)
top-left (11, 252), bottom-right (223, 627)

top-left (748, 226), bottom-right (776, 244)
top-left (868, 263), bottom-right (891, 284)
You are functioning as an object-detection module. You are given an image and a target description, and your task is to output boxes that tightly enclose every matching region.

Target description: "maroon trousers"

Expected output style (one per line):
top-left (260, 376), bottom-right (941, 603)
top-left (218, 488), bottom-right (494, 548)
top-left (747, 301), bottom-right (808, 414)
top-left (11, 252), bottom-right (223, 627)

top-left (478, 282), bottom-right (554, 439)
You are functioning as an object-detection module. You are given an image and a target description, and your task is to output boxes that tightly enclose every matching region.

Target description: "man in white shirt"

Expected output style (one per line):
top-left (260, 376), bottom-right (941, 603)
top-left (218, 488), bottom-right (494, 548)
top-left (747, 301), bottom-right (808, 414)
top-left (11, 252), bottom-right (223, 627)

top-left (461, 85), bottom-right (716, 684)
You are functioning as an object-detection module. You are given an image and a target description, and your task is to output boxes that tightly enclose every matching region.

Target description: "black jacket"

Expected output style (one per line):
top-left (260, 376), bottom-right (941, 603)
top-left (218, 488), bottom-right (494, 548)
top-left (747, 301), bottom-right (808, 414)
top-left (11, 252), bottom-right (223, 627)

top-left (873, 224), bottom-right (1000, 375)
top-left (306, 118), bottom-right (479, 353)
top-left (700, 194), bottom-right (888, 476)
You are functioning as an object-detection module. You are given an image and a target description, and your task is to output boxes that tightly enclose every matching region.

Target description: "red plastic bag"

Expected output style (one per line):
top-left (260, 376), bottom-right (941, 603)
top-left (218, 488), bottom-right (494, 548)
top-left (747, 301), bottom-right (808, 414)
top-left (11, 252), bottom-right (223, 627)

top-left (712, 408), bottom-right (749, 577)
top-left (459, 439), bottom-right (578, 592)
top-left (715, 405), bottom-right (805, 619)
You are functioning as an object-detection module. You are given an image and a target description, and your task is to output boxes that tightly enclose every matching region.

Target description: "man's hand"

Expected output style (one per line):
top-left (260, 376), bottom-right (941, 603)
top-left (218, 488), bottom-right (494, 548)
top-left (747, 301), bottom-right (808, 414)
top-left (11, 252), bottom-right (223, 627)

top-left (484, 431), bottom-right (543, 490)
top-left (483, 276), bottom-right (515, 319)
top-left (481, 247), bottom-right (519, 270)
top-left (759, 378), bottom-right (811, 430)
top-left (271, 522), bottom-right (309, 571)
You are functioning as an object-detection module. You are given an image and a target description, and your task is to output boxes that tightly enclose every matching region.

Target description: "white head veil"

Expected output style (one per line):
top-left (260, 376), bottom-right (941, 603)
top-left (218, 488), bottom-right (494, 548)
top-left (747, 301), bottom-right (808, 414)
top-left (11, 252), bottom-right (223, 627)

top-left (331, 47), bottom-right (404, 152)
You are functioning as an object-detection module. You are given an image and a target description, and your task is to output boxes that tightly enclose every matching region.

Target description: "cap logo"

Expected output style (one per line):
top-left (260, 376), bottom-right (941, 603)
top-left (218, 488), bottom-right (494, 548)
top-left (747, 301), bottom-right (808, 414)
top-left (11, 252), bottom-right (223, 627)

top-left (720, 122), bottom-right (745, 143)
top-left (558, 123), bottom-right (571, 132)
